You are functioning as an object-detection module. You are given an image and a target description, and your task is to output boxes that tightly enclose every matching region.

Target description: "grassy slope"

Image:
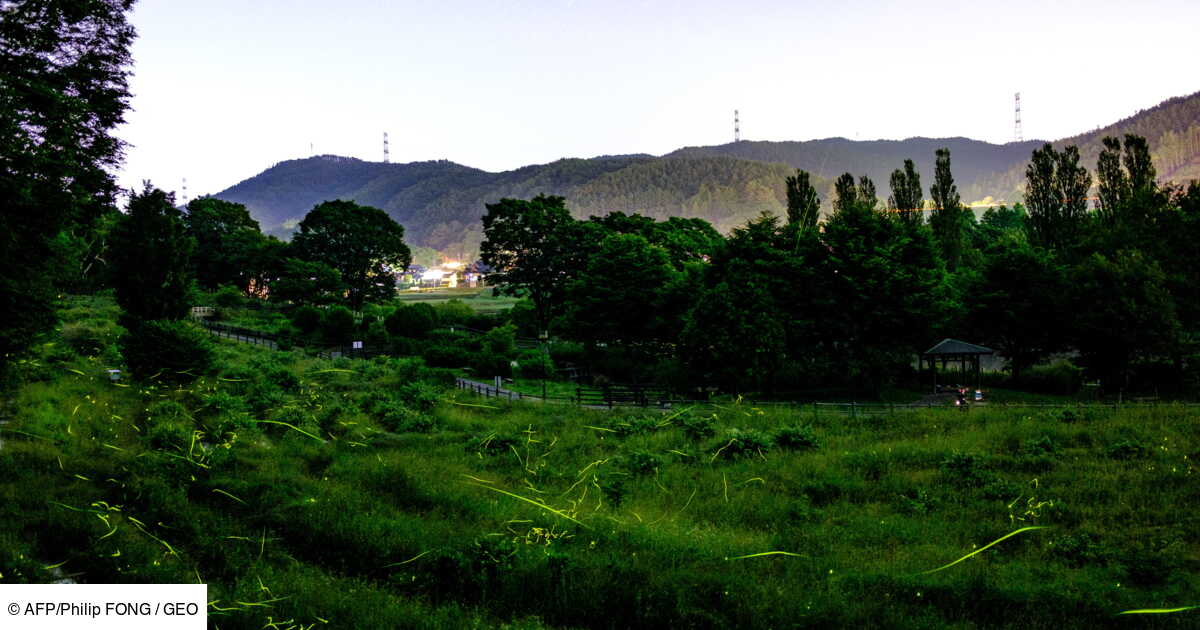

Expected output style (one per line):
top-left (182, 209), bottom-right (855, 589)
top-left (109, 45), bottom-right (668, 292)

top-left (1, 297), bottom-right (1198, 629)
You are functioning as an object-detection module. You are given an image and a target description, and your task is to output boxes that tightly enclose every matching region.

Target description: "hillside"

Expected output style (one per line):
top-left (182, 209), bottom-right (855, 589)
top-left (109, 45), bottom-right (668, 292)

top-left (214, 90), bottom-right (1200, 254)
top-left (215, 155), bottom-right (811, 255)
top-left (967, 90), bottom-right (1200, 201)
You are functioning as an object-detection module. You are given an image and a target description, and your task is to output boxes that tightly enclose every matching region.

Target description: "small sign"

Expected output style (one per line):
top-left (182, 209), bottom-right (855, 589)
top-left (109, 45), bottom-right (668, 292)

top-left (106, 369), bottom-right (121, 381)
top-left (352, 340), bottom-right (363, 349)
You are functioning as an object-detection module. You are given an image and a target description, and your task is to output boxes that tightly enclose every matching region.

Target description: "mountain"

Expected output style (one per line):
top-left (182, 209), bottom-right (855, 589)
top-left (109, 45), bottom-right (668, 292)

top-left (967, 90), bottom-right (1200, 201)
top-left (214, 90), bottom-right (1200, 255)
top-left (215, 154), bottom-right (813, 256)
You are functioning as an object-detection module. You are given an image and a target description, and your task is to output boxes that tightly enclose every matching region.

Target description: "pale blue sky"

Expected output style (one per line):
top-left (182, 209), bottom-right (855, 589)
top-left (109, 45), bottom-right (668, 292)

top-left (116, 0), bottom-right (1200, 198)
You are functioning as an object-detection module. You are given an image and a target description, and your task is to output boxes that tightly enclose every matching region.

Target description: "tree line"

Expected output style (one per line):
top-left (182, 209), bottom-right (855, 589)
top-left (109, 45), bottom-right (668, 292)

top-left (481, 140), bottom-right (1200, 396)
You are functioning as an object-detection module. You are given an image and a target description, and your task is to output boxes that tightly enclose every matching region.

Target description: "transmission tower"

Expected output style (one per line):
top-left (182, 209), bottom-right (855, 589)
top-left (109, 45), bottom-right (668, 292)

top-left (734, 109), bottom-right (740, 143)
top-left (1014, 92), bottom-right (1023, 142)
top-left (383, 132), bottom-right (390, 163)
top-left (181, 177), bottom-right (188, 204)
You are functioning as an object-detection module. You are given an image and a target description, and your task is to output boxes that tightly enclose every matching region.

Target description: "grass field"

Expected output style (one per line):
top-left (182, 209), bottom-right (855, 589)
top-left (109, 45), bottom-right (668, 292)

top-left (395, 287), bottom-right (520, 314)
top-left (1, 297), bottom-right (1197, 628)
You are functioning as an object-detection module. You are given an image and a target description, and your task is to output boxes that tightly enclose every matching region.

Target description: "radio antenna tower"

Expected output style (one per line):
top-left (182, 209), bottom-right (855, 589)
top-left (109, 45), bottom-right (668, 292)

top-left (181, 177), bottom-right (188, 204)
top-left (734, 109), bottom-right (740, 143)
top-left (383, 132), bottom-right (390, 163)
top-left (1014, 92), bottom-right (1023, 142)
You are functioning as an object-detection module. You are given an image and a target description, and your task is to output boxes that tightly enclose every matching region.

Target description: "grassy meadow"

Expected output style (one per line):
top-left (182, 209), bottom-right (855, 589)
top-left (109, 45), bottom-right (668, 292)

top-left (1, 297), bottom-right (1198, 629)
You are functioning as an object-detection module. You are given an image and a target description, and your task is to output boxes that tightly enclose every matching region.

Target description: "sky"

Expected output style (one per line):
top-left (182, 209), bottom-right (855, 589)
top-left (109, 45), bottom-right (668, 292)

top-left (116, 0), bottom-right (1200, 199)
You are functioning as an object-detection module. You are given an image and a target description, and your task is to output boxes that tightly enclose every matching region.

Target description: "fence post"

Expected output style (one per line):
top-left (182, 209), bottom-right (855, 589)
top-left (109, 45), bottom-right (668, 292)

top-left (851, 401), bottom-right (857, 419)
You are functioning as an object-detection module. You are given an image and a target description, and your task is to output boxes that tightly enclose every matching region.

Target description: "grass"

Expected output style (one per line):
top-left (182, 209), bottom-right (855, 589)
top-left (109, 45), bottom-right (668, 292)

top-left (1, 296), bottom-right (1198, 628)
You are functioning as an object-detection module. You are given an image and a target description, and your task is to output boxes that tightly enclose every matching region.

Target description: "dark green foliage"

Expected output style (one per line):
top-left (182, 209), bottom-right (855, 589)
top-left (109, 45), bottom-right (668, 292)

top-left (1105, 439), bottom-right (1147, 460)
top-left (109, 184), bottom-right (195, 326)
top-left (321, 306), bottom-right (356, 344)
top-left (773, 425), bottom-right (820, 451)
top-left (0, 0), bottom-right (134, 372)
top-left (269, 258), bottom-right (345, 306)
top-left (290, 200), bottom-right (411, 310)
top-left (617, 451), bottom-right (662, 476)
top-left (940, 452), bottom-right (989, 488)
top-left (966, 235), bottom-right (1065, 380)
top-left (118, 319), bottom-right (213, 381)
top-left (679, 413), bottom-right (716, 440)
top-left (929, 147), bottom-right (964, 270)
top-left (290, 305), bottom-right (322, 337)
top-left (184, 198), bottom-right (265, 291)
top-left (888, 159), bottom-right (924, 226)
top-left (711, 428), bottom-right (774, 459)
top-left (785, 169), bottom-right (821, 229)
top-left (1024, 144), bottom-right (1090, 251)
top-left (213, 285), bottom-right (245, 309)
top-left (385, 303), bottom-right (438, 338)
top-left (480, 195), bottom-right (577, 333)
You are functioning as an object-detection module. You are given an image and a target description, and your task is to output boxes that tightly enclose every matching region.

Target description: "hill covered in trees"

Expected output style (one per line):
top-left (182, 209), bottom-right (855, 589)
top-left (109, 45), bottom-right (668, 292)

top-left (214, 90), bottom-right (1200, 255)
top-left (215, 155), bottom-right (808, 256)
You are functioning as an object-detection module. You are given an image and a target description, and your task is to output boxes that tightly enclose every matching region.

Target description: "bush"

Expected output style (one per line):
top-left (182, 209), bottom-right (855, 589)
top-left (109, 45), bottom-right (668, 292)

top-left (386, 303), bottom-right (437, 339)
top-left (618, 451), bottom-right (662, 476)
top-left (679, 413), bottom-right (716, 440)
top-left (774, 425), bottom-right (820, 451)
top-left (119, 319), bottom-right (214, 381)
top-left (1106, 439), bottom-right (1147, 460)
top-left (422, 343), bottom-right (473, 369)
top-left (396, 382), bottom-right (440, 413)
top-left (514, 349), bottom-right (554, 380)
top-left (940, 452), bottom-right (989, 488)
top-left (322, 305), bottom-right (356, 343)
top-left (1018, 360), bottom-right (1084, 395)
top-left (213, 285), bottom-right (244, 308)
top-left (711, 428), bottom-right (774, 460)
top-left (434, 299), bottom-right (474, 327)
top-left (470, 352), bottom-right (512, 379)
top-left (291, 306), bottom-right (322, 337)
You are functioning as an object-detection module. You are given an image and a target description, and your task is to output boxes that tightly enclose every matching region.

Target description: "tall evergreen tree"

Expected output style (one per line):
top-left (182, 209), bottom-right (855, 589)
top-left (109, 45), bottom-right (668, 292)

top-left (929, 148), bottom-right (963, 269)
top-left (833, 173), bottom-right (859, 214)
top-left (1096, 137), bottom-right (1128, 220)
top-left (0, 0), bottom-right (135, 371)
top-left (785, 169), bottom-right (821, 230)
top-left (1025, 144), bottom-right (1090, 251)
top-left (888, 159), bottom-right (924, 227)
top-left (858, 176), bottom-right (878, 211)
top-left (109, 184), bottom-right (195, 326)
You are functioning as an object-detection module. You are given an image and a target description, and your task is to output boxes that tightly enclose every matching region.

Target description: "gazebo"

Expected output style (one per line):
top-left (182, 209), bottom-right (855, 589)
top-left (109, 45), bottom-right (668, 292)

top-left (920, 338), bottom-right (994, 392)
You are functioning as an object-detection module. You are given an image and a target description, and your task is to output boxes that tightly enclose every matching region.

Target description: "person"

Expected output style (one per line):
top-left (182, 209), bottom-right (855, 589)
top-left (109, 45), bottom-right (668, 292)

top-left (956, 386), bottom-right (968, 411)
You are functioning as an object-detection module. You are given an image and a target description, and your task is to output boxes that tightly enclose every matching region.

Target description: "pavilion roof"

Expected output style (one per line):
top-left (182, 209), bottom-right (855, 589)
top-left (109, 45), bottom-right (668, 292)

top-left (922, 338), bottom-right (994, 356)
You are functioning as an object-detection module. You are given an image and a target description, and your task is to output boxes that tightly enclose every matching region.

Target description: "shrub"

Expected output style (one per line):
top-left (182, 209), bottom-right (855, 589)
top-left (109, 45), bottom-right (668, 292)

top-left (396, 382), bottom-right (440, 413)
top-left (515, 349), bottom-right (554, 380)
top-left (679, 414), bottom-right (716, 440)
top-left (386, 303), bottom-right (438, 339)
top-left (774, 425), bottom-right (820, 451)
top-left (466, 432), bottom-right (520, 456)
top-left (213, 285), bottom-right (244, 308)
top-left (434, 299), bottom-right (474, 327)
top-left (470, 352), bottom-right (512, 378)
top-left (1106, 439), bottom-right (1147, 460)
top-left (940, 452), bottom-right (989, 488)
top-left (1019, 360), bottom-right (1083, 395)
top-left (322, 305), bottom-right (356, 343)
top-left (422, 343), bottom-right (473, 369)
top-left (618, 451), bottom-right (662, 476)
top-left (291, 306), bottom-right (322, 337)
top-left (61, 320), bottom-right (119, 356)
top-left (607, 415), bottom-right (660, 438)
top-left (711, 428), bottom-right (774, 459)
top-left (119, 319), bottom-right (214, 381)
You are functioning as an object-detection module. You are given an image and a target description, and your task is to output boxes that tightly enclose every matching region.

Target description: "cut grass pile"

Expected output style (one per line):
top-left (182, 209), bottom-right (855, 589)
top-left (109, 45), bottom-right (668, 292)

top-left (0, 296), bottom-right (1197, 628)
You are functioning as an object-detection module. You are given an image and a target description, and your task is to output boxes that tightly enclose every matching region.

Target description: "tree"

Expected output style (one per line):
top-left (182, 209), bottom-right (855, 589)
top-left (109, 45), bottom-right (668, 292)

top-left (269, 258), bottom-right (345, 306)
top-left (966, 235), bottom-right (1065, 380)
top-left (291, 200), bottom-right (411, 310)
top-left (1096, 136), bottom-right (1128, 219)
top-left (184, 197), bottom-right (265, 291)
top-left (785, 169), bottom-right (821, 230)
top-left (1024, 144), bottom-right (1090, 251)
top-left (563, 233), bottom-right (679, 350)
top-left (0, 0), bottom-right (135, 371)
top-left (929, 148), bottom-right (964, 270)
top-left (480, 195), bottom-right (578, 334)
top-left (833, 173), bottom-right (859, 214)
top-left (888, 159), bottom-right (924, 227)
top-left (1070, 251), bottom-right (1179, 390)
top-left (108, 184), bottom-right (195, 326)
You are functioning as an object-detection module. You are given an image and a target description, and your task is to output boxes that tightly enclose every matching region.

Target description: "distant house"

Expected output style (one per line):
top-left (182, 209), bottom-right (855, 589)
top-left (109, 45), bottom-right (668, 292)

top-left (463, 261), bottom-right (492, 288)
top-left (396, 264), bottom-right (427, 288)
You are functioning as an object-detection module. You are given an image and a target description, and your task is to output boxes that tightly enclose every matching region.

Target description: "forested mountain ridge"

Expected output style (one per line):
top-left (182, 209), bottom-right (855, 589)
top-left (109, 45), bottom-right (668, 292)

top-left (215, 154), bottom-right (810, 255)
top-left (968, 90), bottom-right (1200, 200)
top-left (214, 90), bottom-right (1200, 254)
